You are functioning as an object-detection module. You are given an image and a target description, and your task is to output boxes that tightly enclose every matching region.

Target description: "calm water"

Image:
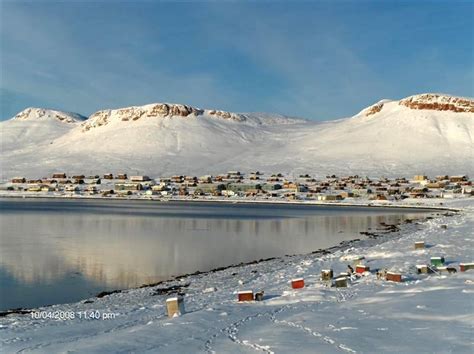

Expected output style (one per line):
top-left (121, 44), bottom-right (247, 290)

top-left (0, 198), bottom-right (433, 310)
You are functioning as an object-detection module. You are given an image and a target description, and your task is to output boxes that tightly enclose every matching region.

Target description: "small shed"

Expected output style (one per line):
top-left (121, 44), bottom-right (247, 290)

top-left (166, 296), bottom-right (185, 318)
top-left (237, 291), bottom-right (254, 302)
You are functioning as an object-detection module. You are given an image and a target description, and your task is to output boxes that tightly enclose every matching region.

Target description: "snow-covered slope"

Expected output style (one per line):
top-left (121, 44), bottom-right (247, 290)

top-left (1, 108), bottom-right (86, 153)
top-left (1, 94), bottom-right (473, 178)
top-left (286, 94), bottom-right (474, 176)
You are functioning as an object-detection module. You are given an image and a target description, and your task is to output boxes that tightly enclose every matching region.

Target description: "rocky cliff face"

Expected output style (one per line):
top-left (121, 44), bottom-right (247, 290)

top-left (399, 94), bottom-right (474, 113)
top-left (362, 102), bottom-right (385, 116)
top-left (360, 94), bottom-right (474, 117)
top-left (13, 108), bottom-right (85, 123)
top-left (82, 103), bottom-right (246, 132)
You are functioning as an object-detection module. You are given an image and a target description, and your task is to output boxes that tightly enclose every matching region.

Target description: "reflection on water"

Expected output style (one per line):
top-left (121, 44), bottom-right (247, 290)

top-left (0, 198), bottom-right (431, 310)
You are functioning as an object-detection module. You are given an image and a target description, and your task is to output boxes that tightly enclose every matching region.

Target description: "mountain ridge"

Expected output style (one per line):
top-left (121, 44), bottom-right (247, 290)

top-left (1, 93), bottom-right (473, 179)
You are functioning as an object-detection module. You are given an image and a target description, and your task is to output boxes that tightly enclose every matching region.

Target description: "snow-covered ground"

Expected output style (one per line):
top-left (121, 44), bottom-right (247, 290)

top-left (1, 197), bottom-right (472, 353)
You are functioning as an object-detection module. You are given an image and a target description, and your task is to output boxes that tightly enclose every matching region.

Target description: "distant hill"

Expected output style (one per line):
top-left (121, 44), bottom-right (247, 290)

top-left (1, 94), bottom-right (473, 179)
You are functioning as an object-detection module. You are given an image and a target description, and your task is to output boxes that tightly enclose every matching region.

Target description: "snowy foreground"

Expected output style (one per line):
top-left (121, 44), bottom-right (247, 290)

top-left (1, 199), bottom-right (473, 353)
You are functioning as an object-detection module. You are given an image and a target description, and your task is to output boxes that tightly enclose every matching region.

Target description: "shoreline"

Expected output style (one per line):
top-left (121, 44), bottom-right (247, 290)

top-left (0, 206), bottom-right (437, 315)
top-left (1, 199), bottom-right (472, 353)
top-left (0, 193), bottom-right (461, 212)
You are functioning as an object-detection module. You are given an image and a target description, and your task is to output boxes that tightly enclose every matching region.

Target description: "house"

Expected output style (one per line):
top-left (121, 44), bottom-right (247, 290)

top-left (283, 181), bottom-right (297, 189)
top-left (11, 177), bottom-right (26, 183)
top-left (52, 173), bottom-right (67, 179)
top-left (152, 183), bottom-right (168, 192)
top-left (245, 189), bottom-right (264, 197)
top-left (426, 182), bottom-right (444, 189)
top-left (227, 183), bottom-right (261, 192)
top-left (449, 175), bottom-right (468, 182)
top-left (199, 175), bottom-right (212, 183)
top-left (116, 173), bottom-right (128, 180)
top-left (103, 173), bottom-right (114, 179)
top-left (85, 178), bottom-right (101, 185)
top-left (221, 190), bottom-right (235, 197)
top-left (65, 185), bottom-right (79, 192)
top-left (130, 175), bottom-right (150, 182)
top-left (297, 185), bottom-right (308, 192)
top-left (72, 175), bottom-right (85, 179)
top-left (267, 177), bottom-right (280, 182)
top-left (27, 179), bottom-right (43, 184)
top-left (413, 175), bottom-right (428, 181)
top-left (339, 191), bottom-right (354, 198)
top-left (84, 186), bottom-right (98, 194)
top-left (317, 194), bottom-right (343, 201)
top-left (115, 183), bottom-right (142, 191)
top-left (27, 185), bottom-right (42, 192)
top-left (171, 175), bottom-right (183, 183)
top-left (193, 188), bottom-right (205, 196)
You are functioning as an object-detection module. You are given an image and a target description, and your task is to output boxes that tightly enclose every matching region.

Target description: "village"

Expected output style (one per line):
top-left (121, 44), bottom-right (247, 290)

top-left (2, 171), bottom-right (473, 203)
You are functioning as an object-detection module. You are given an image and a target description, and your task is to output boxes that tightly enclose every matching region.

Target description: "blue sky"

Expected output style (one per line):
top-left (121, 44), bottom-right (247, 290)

top-left (1, 0), bottom-right (473, 121)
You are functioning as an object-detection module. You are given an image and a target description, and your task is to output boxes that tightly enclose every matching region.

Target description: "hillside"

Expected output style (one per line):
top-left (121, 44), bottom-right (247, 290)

top-left (1, 108), bottom-right (86, 153)
top-left (0, 94), bottom-right (473, 179)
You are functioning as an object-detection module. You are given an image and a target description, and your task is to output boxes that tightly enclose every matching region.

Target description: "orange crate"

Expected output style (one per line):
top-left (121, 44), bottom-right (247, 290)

top-left (385, 272), bottom-right (402, 282)
top-left (291, 278), bottom-right (305, 289)
top-left (356, 265), bottom-right (370, 274)
top-left (237, 291), bottom-right (254, 302)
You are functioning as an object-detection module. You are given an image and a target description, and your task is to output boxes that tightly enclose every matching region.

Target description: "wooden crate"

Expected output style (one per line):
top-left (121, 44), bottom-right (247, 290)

top-left (416, 265), bottom-right (428, 274)
top-left (237, 291), bottom-right (254, 302)
top-left (430, 257), bottom-right (445, 267)
top-left (291, 278), bottom-right (305, 289)
top-left (414, 241), bottom-right (425, 250)
top-left (385, 272), bottom-right (402, 282)
top-left (334, 277), bottom-right (348, 288)
top-left (166, 296), bottom-right (185, 318)
top-left (356, 265), bottom-right (370, 274)
top-left (460, 263), bottom-right (474, 272)
top-left (321, 269), bottom-right (333, 281)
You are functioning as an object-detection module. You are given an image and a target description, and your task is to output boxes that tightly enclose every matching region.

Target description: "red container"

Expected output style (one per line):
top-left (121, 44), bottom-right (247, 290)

top-left (356, 265), bottom-right (370, 274)
top-left (237, 291), bottom-right (254, 302)
top-left (291, 278), bottom-right (305, 289)
top-left (385, 272), bottom-right (402, 282)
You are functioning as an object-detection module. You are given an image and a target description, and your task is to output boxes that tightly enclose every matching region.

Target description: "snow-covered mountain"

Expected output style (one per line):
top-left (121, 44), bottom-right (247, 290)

top-left (1, 108), bottom-right (86, 153)
top-left (1, 94), bottom-right (473, 179)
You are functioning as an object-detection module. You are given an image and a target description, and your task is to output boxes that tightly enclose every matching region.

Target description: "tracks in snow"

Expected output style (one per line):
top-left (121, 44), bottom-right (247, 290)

top-left (204, 302), bottom-right (356, 353)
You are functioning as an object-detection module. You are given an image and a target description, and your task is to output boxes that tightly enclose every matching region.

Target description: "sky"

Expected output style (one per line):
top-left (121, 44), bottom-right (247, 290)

top-left (1, 0), bottom-right (473, 121)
